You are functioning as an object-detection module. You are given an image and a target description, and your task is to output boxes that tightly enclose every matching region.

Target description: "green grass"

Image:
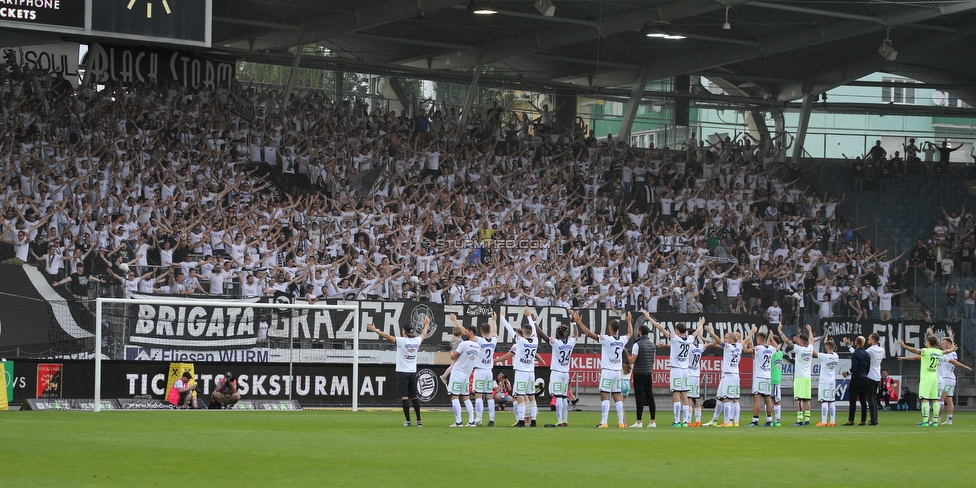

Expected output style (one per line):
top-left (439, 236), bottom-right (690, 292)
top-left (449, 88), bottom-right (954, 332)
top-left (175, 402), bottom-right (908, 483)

top-left (2, 409), bottom-right (973, 487)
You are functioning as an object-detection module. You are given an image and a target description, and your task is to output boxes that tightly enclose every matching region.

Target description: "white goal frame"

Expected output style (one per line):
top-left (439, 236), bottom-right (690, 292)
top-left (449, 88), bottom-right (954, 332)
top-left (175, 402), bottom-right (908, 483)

top-left (93, 297), bottom-right (361, 412)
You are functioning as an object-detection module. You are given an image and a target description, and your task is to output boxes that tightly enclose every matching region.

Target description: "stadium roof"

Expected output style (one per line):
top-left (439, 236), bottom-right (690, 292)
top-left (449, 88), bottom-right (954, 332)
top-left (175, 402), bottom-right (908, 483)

top-left (201, 0), bottom-right (976, 107)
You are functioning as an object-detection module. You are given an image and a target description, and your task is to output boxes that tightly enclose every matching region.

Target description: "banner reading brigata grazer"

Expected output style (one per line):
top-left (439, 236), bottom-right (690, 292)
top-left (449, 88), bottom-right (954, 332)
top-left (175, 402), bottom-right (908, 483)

top-left (125, 296), bottom-right (769, 352)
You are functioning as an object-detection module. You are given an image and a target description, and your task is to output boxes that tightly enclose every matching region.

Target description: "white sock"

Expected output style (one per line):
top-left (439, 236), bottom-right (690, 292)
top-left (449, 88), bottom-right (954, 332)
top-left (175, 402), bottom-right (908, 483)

top-left (601, 400), bottom-right (610, 425)
top-left (673, 402), bottom-right (681, 424)
top-left (723, 402), bottom-right (732, 423)
top-left (615, 401), bottom-right (624, 425)
top-left (531, 405), bottom-right (538, 420)
top-left (682, 405), bottom-right (691, 424)
top-left (452, 399), bottom-right (462, 424)
top-left (821, 403), bottom-right (828, 423)
top-left (562, 399), bottom-right (570, 423)
top-left (829, 403), bottom-right (836, 423)
top-left (464, 399), bottom-right (474, 423)
top-left (555, 398), bottom-right (565, 423)
top-left (712, 403), bottom-right (723, 423)
top-left (487, 399), bottom-right (496, 421)
top-left (475, 398), bottom-right (484, 421)
top-left (773, 405), bottom-right (781, 422)
top-left (694, 406), bottom-right (702, 423)
top-left (733, 402), bottom-right (741, 423)
top-left (513, 401), bottom-right (520, 421)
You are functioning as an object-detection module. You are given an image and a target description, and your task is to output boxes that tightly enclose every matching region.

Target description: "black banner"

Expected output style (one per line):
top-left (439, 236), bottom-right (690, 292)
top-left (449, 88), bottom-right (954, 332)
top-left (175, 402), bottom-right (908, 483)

top-left (10, 359), bottom-right (528, 407)
top-left (819, 319), bottom-right (962, 359)
top-left (85, 43), bottom-right (234, 89)
top-left (23, 398), bottom-right (121, 411)
top-left (125, 297), bottom-right (771, 351)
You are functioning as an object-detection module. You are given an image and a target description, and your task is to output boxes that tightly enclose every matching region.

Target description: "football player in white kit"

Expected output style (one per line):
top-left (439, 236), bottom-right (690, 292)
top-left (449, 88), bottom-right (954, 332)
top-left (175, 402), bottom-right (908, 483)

top-left (646, 312), bottom-right (703, 428)
top-left (495, 307), bottom-right (540, 427)
top-left (687, 330), bottom-right (706, 427)
top-left (536, 311), bottom-right (579, 427)
top-left (937, 334), bottom-right (972, 425)
top-left (449, 311), bottom-right (498, 426)
top-left (448, 325), bottom-right (481, 427)
top-left (704, 326), bottom-right (743, 427)
top-left (815, 330), bottom-right (839, 426)
top-left (576, 311), bottom-right (633, 428)
top-left (744, 326), bottom-right (777, 427)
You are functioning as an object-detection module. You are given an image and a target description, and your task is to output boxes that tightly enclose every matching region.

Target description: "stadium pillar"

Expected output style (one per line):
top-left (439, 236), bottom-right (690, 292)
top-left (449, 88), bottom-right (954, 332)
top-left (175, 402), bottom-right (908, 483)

top-left (790, 93), bottom-right (815, 166)
top-left (455, 64), bottom-right (483, 143)
top-left (618, 65), bottom-right (650, 143)
top-left (281, 39), bottom-right (306, 116)
top-left (335, 70), bottom-right (344, 100)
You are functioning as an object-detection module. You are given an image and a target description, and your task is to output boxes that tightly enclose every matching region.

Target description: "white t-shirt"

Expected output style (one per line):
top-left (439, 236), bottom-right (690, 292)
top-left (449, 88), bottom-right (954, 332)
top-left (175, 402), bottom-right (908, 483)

top-left (818, 352), bottom-right (839, 387)
top-left (599, 334), bottom-right (629, 372)
top-left (395, 336), bottom-right (423, 373)
top-left (766, 306), bottom-right (783, 324)
top-left (475, 336), bottom-right (497, 370)
top-left (669, 335), bottom-right (695, 370)
top-left (452, 339), bottom-right (480, 378)
top-left (551, 337), bottom-right (577, 373)
top-left (512, 336), bottom-right (538, 373)
top-left (938, 351), bottom-right (958, 381)
top-left (753, 344), bottom-right (775, 380)
top-left (721, 342), bottom-right (743, 374)
top-left (793, 344), bottom-right (814, 379)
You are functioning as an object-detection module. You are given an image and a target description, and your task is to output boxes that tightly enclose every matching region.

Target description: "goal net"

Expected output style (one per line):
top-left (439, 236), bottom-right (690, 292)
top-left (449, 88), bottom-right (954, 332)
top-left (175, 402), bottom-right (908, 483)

top-left (93, 296), bottom-right (360, 411)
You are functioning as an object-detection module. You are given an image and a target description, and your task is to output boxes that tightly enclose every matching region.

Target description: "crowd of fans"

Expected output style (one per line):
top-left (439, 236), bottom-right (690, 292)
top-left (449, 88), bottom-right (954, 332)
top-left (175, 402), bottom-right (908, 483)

top-left (0, 62), bottom-right (938, 328)
top-left (907, 204), bottom-right (976, 322)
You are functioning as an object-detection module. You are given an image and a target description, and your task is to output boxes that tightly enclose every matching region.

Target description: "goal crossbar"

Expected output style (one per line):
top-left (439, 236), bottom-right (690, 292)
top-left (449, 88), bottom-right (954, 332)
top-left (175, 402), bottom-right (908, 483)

top-left (93, 297), bottom-right (361, 412)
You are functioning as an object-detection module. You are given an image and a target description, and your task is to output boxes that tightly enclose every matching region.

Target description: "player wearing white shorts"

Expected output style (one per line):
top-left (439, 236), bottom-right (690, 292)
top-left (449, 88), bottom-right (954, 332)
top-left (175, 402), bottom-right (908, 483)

top-left (687, 336), bottom-right (705, 426)
top-left (704, 326), bottom-right (742, 427)
top-left (576, 310), bottom-right (632, 428)
top-left (495, 307), bottom-right (540, 427)
top-left (450, 311), bottom-right (499, 426)
top-left (536, 315), bottom-right (577, 427)
top-left (937, 335), bottom-right (972, 425)
top-left (744, 326), bottom-right (777, 427)
top-left (448, 326), bottom-right (481, 427)
top-left (815, 331), bottom-right (839, 426)
top-left (648, 312), bottom-right (704, 428)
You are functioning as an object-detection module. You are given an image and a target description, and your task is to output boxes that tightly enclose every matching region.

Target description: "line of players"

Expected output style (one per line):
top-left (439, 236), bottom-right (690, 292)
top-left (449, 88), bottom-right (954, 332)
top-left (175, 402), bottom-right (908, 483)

top-left (376, 307), bottom-right (971, 428)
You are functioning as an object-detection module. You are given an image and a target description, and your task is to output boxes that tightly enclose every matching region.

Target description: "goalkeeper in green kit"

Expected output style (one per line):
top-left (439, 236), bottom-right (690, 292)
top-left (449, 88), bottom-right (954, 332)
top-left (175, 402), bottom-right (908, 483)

top-left (897, 335), bottom-right (943, 427)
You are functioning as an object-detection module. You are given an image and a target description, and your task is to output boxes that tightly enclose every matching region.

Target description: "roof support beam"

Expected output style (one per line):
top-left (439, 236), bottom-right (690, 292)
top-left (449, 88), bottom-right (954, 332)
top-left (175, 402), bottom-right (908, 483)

top-left (619, 66), bottom-right (650, 143)
top-left (455, 65), bottom-right (483, 143)
top-left (790, 93), bottom-right (815, 166)
top-left (747, 1), bottom-right (959, 33)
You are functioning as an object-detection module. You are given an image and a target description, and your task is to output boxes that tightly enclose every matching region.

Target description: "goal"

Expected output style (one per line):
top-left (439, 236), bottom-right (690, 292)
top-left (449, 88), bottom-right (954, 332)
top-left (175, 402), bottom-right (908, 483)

top-left (93, 297), bottom-right (362, 412)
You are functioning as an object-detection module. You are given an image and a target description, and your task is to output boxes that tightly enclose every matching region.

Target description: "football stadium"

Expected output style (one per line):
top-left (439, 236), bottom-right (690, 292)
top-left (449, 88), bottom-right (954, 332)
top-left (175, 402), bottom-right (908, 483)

top-left (1, 0), bottom-right (976, 485)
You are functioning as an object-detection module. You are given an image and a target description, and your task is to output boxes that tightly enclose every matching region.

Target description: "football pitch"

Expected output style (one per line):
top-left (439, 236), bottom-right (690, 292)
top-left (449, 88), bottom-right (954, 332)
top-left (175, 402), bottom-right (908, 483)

top-left (4, 409), bottom-right (973, 487)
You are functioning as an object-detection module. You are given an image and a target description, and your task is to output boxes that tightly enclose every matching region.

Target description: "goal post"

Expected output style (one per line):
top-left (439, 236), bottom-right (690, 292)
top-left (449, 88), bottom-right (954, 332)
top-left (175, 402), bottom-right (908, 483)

top-left (93, 297), bottom-right (361, 412)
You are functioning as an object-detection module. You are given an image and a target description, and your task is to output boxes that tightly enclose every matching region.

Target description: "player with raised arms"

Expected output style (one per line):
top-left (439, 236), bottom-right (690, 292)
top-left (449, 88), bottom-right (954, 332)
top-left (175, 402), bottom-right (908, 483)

top-left (576, 310), bottom-right (633, 428)
top-left (367, 315), bottom-right (430, 427)
top-left (898, 334), bottom-right (945, 427)
top-left (814, 328), bottom-right (839, 426)
top-left (703, 327), bottom-right (743, 427)
top-left (778, 324), bottom-right (816, 426)
top-left (936, 334), bottom-right (971, 425)
top-left (495, 307), bottom-right (540, 427)
top-left (646, 312), bottom-right (703, 428)
top-left (447, 324), bottom-right (480, 427)
top-left (743, 326), bottom-right (777, 427)
top-left (538, 310), bottom-right (579, 427)
top-left (686, 325), bottom-right (706, 427)
top-left (449, 310), bottom-right (498, 426)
